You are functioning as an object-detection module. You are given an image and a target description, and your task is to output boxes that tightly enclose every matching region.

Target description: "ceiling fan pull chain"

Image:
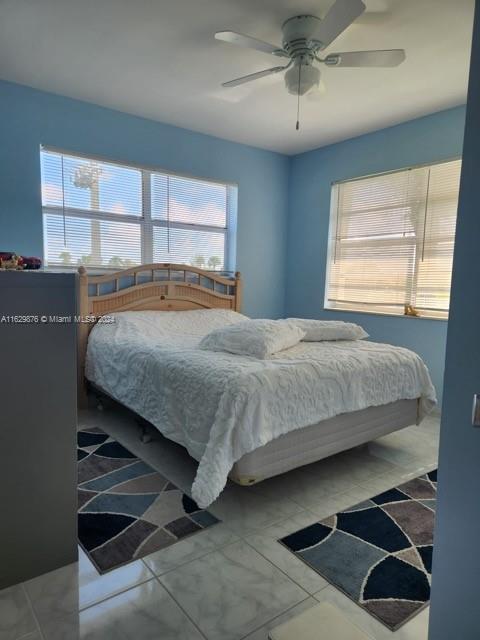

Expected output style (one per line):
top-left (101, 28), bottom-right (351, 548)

top-left (296, 63), bottom-right (302, 131)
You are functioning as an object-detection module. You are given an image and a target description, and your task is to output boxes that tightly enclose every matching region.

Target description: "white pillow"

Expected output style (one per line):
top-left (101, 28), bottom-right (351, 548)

top-left (288, 319), bottom-right (368, 342)
top-left (198, 319), bottom-right (306, 359)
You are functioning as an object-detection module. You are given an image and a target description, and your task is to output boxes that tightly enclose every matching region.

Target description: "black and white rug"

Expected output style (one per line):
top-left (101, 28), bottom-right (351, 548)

top-left (78, 427), bottom-right (220, 573)
top-left (280, 470), bottom-right (437, 631)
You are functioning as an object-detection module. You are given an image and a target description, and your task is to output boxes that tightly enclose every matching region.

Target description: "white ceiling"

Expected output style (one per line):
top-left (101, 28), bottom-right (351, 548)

top-left (0, 0), bottom-right (474, 154)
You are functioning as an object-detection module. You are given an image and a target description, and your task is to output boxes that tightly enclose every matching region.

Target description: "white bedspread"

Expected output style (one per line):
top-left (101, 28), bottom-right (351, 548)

top-left (86, 310), bottom-right (437, 507)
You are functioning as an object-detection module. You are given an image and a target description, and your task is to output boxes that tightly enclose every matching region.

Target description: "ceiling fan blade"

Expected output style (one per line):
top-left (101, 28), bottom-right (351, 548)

top-left (313, 0), bottom-right (366, 50)
top-left (222, 66), bottom-right (287, 88)
top-left (325, 49), bottom-right (406, 67)
top-left (215, 31), bottom-right (288, 57)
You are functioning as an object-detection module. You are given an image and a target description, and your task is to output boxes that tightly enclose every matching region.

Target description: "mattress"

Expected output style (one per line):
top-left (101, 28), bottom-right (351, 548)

top-left (230, 398), bottom-right (418, 484)
top-left (86, 309), bottom-right (436, 507)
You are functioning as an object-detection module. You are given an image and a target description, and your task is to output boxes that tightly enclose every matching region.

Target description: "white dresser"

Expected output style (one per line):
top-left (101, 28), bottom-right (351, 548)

top-left (0, 270), bottom-right (78, 588)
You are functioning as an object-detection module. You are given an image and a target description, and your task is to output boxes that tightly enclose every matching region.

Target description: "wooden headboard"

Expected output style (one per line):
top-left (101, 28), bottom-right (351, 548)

top-left (77, 263), bottom-right (242, 407)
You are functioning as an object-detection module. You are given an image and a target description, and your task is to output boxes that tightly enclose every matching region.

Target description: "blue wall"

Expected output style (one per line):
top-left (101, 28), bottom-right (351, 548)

top-left (0, 79), bottom-right (467, 399)
top-left (430, 4), bottom-right (480, 636)
top-left (286, 106), bottom-right (467, 401)
top-left (0, 80), bottom-right (289, 318)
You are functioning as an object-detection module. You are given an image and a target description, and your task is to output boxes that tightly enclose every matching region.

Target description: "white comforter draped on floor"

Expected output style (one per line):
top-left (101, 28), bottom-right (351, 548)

top-left (86, 310), bottom-right (436, 507)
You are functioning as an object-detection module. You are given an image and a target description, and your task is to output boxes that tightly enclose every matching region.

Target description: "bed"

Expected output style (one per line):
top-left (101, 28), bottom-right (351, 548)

top-left (77, 263), bottom-right (436, 508)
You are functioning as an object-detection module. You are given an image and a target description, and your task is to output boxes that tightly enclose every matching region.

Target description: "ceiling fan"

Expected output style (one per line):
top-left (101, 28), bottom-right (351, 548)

top-left (215, 0), bottom-right (406, 129)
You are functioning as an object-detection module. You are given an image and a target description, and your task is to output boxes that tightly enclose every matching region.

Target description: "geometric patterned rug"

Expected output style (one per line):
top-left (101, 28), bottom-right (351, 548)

top-left (78, 427), bottom-right (220, 574)
top-left (280, 470), bottom-right (437, 631)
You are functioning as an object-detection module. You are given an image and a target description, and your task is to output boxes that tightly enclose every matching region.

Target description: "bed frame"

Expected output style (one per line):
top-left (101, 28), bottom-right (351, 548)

top-left (77, 262), bottom-right (419, 486)
top-left (77, 263), bottom-right (242, 408)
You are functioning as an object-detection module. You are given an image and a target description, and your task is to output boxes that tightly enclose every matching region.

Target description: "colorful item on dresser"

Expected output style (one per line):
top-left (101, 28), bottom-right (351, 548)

top-left (0, 252), bottom-right (41, 269)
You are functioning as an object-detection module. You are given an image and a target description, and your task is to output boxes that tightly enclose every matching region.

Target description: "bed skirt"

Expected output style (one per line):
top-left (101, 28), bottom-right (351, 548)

top-left (229, 399), bottom-right (418, 485)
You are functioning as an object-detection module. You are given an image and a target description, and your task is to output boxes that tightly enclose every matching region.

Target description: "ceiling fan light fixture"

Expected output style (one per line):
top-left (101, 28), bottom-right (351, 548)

top-left (285, 64), bottom-right (320, 96)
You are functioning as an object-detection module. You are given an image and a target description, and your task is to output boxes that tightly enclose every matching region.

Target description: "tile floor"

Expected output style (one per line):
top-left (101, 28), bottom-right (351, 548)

top-left (1, 404), bottom-right (440, 640)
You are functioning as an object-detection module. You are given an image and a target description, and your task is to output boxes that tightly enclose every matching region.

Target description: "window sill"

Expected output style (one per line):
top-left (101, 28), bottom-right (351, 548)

top-left (323, 306), bottom-right (448, 322)
top-left (44, 265), bottom-right (236, 277)
top-left (44, 266), bottom-right (118, 275)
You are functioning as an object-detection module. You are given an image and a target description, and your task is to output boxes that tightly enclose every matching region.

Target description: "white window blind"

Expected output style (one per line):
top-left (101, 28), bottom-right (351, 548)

top-left (40, 148), bottom-right (236, 271)
top-left (325, 159), bottom-right (461, 319)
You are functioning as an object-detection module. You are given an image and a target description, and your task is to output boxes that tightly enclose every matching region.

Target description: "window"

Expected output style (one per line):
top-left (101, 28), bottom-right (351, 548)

top-left (40, 148), bottom-right (237, 271)
top-left (325, 159), bottom-right (462, 319)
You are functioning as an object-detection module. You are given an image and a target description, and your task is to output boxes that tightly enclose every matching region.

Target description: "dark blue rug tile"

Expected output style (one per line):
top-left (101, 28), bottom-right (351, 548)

top-left (94, 441), bottom-right (137, 459)
top-left (281, 522), bottom-right (332, 552)
top-left (418, 545), bottom-right (433, 573)
top-left (79, 512), bottom-right (135, 551)
top-left (336, 506), bottom-right (410, 552)
top-left (77, 431), bottom-right (109, 448)
top-left (363, 556), bottom-right (430, 602)
top-left (371, 488), bottom-right (409, 505)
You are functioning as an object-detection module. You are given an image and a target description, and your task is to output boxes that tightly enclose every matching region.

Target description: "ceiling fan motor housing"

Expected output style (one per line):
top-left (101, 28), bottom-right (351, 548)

top-left (282, 15), bottom-right (323, 57)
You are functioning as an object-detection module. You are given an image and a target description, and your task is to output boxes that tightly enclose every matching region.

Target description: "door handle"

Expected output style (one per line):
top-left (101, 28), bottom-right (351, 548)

top-left (472, 394), bottom-right (480, 427)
